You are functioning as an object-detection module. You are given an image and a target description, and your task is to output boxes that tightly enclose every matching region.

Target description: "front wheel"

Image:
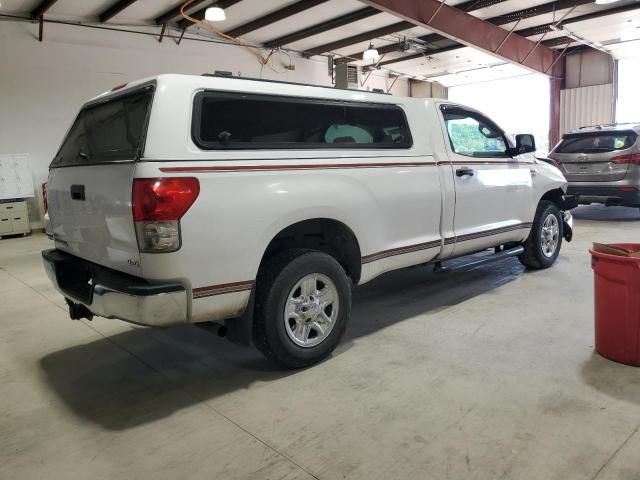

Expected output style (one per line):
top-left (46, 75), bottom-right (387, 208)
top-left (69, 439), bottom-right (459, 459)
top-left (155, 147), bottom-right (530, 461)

top-left (519, 201), bottom-right (563, 269)
top-left (253, 249), bottom-right (352, 368)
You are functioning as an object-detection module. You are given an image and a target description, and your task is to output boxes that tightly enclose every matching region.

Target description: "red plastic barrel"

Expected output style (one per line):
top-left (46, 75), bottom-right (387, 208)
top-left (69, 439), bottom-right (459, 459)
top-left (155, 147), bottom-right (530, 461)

top-left (591, 244), bottom-right (640, 366)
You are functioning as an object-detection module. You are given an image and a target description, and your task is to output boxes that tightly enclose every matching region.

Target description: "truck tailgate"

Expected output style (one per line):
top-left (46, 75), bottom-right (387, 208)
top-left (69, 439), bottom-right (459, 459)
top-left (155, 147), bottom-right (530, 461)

top-left (48, 164), bottom-right (141, 276)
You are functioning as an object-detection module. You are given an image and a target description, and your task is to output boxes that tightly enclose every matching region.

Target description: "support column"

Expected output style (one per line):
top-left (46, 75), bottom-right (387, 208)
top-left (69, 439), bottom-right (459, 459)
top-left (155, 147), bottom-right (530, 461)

top-left (549, 60), bottom-right (565, 151)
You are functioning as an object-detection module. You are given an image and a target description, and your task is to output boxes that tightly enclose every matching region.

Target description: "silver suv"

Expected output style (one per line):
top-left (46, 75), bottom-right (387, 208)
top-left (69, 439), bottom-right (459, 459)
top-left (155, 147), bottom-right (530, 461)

top-left (549, 124), bottom-right (640, 208)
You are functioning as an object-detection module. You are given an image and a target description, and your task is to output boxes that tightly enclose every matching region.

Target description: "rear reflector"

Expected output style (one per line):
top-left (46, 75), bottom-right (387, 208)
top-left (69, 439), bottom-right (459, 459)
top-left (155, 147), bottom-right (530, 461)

top-left (618, 186), bottom-right (638, 193)
top-left (132, 178), bottom-right (199, 253)
top-left (133, 178), bottom-right (200, 222)
top-left (611, 153), bottom-right (640, 165)
top-left (42, 182), bottom-right (48, 214)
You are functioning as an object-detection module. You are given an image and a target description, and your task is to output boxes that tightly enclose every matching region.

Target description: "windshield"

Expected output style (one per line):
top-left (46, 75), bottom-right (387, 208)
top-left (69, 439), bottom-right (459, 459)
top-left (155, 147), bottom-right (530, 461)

top-left (51, 87), bottom-right (153, 168)
top-left (555, 131), bottom-right (638, 154)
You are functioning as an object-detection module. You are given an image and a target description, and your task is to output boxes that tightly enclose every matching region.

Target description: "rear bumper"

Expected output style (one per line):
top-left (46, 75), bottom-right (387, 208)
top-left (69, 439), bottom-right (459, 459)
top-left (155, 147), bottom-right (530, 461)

top-left (567, 185), bottom-right (640, 207)
top-left (42, 249), bottom-right (187, 327)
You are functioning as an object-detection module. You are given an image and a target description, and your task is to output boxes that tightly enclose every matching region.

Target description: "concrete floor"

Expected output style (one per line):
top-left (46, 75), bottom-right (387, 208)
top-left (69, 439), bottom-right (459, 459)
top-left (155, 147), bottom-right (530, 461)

top-left (2, 205), bottom-right (640, 480)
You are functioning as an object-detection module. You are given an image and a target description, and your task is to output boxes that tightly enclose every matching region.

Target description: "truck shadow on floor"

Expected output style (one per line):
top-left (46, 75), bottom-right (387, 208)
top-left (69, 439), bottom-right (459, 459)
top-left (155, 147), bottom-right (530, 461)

top-left (573, 205), bottom-right (640, 222)
top-left (39, 256), bottom-right (525, 431)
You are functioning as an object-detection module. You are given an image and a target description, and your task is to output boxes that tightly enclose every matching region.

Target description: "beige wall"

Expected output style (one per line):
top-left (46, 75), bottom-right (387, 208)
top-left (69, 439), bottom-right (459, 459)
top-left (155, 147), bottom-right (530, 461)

top-left (409, 79), bottom-right (448, 99)
top-left (559, 51), bottom-right (615, 135)
top-left (565, 50), bottom-right (614, 89)
top-left (0, 20), bottom-right (398, 226)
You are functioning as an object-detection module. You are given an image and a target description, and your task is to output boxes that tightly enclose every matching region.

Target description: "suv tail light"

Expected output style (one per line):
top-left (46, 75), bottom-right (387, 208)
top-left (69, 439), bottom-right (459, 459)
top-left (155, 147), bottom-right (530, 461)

top-left (132, 177), bottom-right (200, 252)
top-left (611, 153), bottom-right (640, 165)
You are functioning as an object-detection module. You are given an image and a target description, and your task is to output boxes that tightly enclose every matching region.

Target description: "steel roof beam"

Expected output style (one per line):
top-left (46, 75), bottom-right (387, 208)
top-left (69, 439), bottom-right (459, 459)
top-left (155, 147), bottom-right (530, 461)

top-left (99, 0), bottom-right (139, 22)
top-left (338, 0), bottom-right (594, 64)
top-left (263, 7), bottom-right (380, 49)
top-left (359, 0), bottom-right (561, 75)
top-left (316, 0), bottom-right (509, 60)
top-left (304, 21), bottom-right (415, 57)
top-left (518, 1), bottom-right (640, 37)
top-left (154, 0), bottom-right (209, 25)
top-left (224, 0), bottom-right (329, 38)
top-left (30, 0), bottom-right (59, 19)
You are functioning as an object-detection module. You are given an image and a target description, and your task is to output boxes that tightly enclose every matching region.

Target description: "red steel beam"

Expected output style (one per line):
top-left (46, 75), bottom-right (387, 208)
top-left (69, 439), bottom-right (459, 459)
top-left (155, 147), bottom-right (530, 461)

top-left (360, 0), bottom-right (558, 76)
top-left (549, 60), bottom-right (566, 149)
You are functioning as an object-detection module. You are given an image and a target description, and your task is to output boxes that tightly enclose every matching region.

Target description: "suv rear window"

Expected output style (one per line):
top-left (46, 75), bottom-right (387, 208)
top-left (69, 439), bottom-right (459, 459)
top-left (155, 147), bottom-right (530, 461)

top-left (192, 91), bottom-right (412, 150)
top-left (50, 87), bottom-right (153, 168)
top-left (555, 131), bottom-right (638, 154)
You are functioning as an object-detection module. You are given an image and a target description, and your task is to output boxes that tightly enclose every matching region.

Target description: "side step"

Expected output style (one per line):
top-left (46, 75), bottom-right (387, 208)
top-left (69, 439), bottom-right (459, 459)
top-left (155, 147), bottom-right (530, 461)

top-left (435, 246), bottom-right (525, 273)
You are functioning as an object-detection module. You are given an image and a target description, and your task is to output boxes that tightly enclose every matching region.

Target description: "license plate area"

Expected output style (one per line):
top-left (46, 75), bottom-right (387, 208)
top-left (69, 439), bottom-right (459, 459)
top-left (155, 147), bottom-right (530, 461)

top-left (563, 162), bottom-right (627, 174)
top-left (564, 163), bottom-right (601, 174)
top-left (55, 256), bottom-right (94, 304)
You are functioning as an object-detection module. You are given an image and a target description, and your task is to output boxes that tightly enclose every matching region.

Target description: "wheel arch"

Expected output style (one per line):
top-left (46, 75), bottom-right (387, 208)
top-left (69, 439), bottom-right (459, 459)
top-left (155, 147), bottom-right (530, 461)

top-left (259, 218), bottom-right (363, 284)
top-left (539, 188), bottom-right (564, 209)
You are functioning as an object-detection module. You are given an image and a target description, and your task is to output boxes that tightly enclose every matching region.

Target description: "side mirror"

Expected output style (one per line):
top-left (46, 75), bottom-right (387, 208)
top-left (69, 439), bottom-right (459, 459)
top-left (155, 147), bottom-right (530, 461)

top-left (514, 134), bottom-right (536, 155)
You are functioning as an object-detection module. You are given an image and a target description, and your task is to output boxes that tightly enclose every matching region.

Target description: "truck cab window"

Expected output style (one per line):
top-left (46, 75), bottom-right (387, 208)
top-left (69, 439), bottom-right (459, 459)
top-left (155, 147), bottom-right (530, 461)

top-left (442, 107), bottom-right (508, 158)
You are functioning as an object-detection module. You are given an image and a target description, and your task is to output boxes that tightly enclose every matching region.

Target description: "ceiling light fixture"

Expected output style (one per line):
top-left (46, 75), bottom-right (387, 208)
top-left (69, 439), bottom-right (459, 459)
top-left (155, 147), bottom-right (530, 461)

top-left (363, 43), bottom-right (379, 61)
top-left (595, 0), bottom-right (621, 4)
top-left (205, 6), bottom-right (226, 22)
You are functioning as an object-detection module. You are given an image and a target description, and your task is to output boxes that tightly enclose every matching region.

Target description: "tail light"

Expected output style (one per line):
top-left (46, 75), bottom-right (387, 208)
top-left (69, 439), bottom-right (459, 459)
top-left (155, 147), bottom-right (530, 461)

top-left (132, 177), bottom-right (200, 253)
top-left (42, 182), bottom-right (48, 214)
top-left (611, 153), bottom-right (640, 165)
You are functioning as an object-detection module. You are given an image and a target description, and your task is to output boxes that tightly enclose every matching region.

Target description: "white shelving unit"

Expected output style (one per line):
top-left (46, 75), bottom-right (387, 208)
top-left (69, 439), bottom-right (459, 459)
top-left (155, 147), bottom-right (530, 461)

top-left (0, 154), bottom-right (33, 237)
top-left (0, 201), bottom-right (30, 236)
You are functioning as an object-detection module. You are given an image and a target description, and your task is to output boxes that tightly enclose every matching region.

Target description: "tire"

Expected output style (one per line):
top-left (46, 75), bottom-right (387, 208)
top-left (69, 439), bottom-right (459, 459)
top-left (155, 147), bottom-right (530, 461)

top-left (253, 249), bottom-right (352, 368)
top-left (519, 201), bottom-right (563, 269)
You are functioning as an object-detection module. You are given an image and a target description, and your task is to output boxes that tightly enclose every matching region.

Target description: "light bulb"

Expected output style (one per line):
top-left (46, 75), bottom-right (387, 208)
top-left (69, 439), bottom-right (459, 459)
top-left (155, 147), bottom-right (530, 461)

top-left (363, 43), bottom-right (379, 61)
top-left (205, 7), bottom-right (226, 22)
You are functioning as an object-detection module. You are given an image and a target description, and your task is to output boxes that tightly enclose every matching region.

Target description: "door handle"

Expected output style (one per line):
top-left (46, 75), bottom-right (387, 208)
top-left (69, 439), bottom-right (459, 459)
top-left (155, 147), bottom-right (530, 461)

top-left (70, 184), bottom-right (85, 201)
top-left (456, 168), bottom-right (475, 178)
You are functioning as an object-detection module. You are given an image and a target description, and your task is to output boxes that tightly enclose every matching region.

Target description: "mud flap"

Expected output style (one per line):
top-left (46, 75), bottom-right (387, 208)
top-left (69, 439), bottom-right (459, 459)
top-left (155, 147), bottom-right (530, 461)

top-left (224, 288), bottom-right (255, 346)
top-left (562, 211), bottom-right (573, 243)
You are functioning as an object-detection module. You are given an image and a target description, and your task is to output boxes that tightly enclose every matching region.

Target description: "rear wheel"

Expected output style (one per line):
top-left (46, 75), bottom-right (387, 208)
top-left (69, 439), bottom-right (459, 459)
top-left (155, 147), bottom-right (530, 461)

top-left (253, 249), bottom-right (351, 368)
top-left (519, 201), bottom-right (563, 269)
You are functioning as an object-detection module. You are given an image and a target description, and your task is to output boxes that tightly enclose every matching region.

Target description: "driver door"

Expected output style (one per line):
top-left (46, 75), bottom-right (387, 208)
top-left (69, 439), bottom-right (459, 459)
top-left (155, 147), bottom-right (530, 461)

top-left (439, 104), bottom-right (535, 256)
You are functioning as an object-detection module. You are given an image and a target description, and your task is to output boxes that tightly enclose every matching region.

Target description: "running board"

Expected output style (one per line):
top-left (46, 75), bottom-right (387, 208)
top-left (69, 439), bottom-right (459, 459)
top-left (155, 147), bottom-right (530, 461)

top-left (435, 246), bottom-right (525, 273)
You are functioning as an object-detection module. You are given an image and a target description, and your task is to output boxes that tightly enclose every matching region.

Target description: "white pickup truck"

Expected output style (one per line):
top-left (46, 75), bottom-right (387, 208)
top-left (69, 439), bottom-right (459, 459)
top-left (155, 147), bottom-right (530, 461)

top-left (43, 74), bottom-right (575, 368)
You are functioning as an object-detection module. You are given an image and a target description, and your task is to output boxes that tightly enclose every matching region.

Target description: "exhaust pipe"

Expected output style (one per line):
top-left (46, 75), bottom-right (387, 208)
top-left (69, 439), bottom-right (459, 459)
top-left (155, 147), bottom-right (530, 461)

top-left (196, 322), bottom-right (227, 337)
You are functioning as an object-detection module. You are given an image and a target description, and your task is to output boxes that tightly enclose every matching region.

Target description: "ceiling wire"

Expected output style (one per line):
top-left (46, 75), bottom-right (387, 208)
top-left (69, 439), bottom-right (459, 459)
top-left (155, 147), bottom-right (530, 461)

top-left (179, 0), bottom-right (274, 67)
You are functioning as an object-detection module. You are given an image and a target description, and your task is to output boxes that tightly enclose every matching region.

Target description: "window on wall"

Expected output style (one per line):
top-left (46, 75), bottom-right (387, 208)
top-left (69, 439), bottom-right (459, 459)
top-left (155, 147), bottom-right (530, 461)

top-left (617, 57), bottom-right (640, 124)
top-left (192, 92), bottom-right (413, 150)
top-left (448, 74), bottom-right (550, 155)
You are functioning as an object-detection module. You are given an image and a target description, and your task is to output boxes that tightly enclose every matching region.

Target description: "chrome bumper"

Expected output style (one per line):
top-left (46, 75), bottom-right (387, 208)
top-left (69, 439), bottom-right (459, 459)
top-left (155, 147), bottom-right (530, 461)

top-left (42, 249), bottom-right (187, 327)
